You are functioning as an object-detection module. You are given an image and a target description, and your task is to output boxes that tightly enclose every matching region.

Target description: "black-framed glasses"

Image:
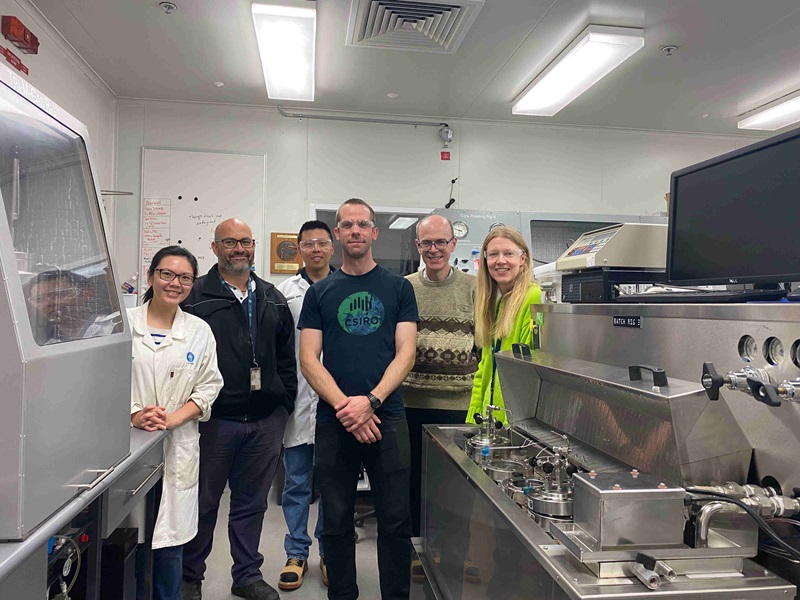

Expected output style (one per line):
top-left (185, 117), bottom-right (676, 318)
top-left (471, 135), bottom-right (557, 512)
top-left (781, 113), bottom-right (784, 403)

top-left (299, 238), bottom-right (333, 250)
top-left (155, 268), bottom-right (195, 286)
top-left (416, 237), bottom-right (455, 250)
top-left (337, 220), bottom-right (374, 231)
top-left (215, 238), bottom-right (256, 249)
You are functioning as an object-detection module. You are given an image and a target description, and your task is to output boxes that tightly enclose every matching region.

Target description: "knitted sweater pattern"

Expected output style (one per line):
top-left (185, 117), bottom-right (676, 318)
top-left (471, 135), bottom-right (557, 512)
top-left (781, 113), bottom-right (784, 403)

top-left (402, 269), bottom-right (478, 410)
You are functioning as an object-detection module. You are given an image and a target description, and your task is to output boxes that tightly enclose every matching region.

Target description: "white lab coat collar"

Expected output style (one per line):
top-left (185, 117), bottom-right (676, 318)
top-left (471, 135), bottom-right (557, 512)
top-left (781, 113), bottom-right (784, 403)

top-left (130, 301), bottom-right (188, 351)
top-left (281, 273), bottom-right (310, 294)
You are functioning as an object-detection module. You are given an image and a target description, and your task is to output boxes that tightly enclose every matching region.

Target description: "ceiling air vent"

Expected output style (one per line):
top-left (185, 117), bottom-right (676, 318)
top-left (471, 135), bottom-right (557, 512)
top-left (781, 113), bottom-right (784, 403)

top-left (346, 0), bottom-right (485, 54)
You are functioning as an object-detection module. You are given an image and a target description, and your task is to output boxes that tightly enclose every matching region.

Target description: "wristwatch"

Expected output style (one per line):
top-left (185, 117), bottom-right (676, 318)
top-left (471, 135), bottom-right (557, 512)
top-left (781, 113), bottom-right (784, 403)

top-left (367, 392), bottom-right (382, 411)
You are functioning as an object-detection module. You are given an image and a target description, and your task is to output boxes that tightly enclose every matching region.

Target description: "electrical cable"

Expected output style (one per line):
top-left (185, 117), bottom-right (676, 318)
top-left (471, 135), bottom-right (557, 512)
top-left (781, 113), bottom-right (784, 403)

top-left (52, 535), bottom-right (82, 595)
top-left (760, 545), bottom-right (800, 563)
top-left (445, 177), bottom-right (458, 208)
top-left (767, 518), bottom-right (800, 529)
top-left (686, 488), bottom-right (800, 562)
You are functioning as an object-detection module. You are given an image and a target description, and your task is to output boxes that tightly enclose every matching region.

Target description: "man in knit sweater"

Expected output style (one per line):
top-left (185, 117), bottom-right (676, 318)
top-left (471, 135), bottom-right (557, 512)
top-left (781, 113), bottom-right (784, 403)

top-left (402, 214), bottom-right (477, 576)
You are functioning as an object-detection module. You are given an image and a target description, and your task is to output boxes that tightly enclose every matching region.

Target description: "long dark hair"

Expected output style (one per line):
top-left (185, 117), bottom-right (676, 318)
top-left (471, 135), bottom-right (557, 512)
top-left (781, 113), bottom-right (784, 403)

top-left (142, 245), bottom-right (199, 303)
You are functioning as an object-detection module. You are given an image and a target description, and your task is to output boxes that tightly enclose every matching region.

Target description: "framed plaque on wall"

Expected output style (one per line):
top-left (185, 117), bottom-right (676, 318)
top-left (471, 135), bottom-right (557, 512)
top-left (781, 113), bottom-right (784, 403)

top-left (270, 232), bottom-right (302, 274)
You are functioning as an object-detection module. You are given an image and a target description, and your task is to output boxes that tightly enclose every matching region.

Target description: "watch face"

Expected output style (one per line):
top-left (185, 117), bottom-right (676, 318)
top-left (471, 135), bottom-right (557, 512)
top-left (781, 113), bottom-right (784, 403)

top-left (453, 220), bottom-right (469, 239)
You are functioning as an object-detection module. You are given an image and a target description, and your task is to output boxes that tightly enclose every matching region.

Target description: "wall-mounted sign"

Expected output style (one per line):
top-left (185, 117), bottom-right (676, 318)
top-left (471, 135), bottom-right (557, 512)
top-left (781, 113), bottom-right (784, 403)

top-left (270, 232), bottom-right (302, 274)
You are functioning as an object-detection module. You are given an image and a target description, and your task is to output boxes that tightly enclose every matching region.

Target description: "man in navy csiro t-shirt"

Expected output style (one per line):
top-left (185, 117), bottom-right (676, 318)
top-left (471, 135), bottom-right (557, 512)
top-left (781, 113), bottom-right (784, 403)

top-left (298, 198), bottom-right (418, 600)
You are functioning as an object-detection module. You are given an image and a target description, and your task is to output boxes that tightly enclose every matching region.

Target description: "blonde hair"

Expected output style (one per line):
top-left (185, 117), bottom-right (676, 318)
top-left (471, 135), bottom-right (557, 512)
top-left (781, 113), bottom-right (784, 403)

top-left (474, 226), bottom-right (534, 348)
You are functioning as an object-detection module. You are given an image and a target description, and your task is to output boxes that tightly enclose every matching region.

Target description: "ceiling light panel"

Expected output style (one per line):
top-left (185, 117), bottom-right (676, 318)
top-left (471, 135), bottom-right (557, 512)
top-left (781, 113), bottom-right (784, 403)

top-left (389, 217), bottom-right (419, 229)
top-left (346, 0), bottom-right (485, 53)
top-left (252, 0), bottom-right (316, 101)
top-left (738, 92), bottom-right (800, 131)
top-left (513, 25), bottom-right (644, 117)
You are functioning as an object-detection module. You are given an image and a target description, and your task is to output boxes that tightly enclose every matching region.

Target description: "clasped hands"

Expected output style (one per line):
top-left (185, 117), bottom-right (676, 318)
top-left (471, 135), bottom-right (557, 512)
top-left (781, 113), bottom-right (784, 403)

top-left (132, 405), bottom-right (178, 431)
top-left (336, 395), bottom-right (381, 444)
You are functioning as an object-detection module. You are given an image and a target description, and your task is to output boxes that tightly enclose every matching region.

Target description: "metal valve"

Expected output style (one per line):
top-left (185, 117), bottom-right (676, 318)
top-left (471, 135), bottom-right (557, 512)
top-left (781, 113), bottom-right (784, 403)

top-left (701, 362), bottom-right (774, 405)
top-left (775, 378), bottom-right (800, 403)
top-left (747, 377), bottom-right (800, 406)
top-left (475, 405), bottom-right (506, 438)
top-left (746, 378), bottom-right (782, 407)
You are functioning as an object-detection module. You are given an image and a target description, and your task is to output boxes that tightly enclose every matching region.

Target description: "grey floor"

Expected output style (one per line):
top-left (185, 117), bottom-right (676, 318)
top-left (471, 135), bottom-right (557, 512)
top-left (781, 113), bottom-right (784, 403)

top-left (201, 488), bottom-right (381, 599)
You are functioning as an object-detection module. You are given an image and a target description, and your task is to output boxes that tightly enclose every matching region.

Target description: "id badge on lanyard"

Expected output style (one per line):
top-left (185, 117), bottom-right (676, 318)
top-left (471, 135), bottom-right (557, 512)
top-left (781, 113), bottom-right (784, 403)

top-left (250, 366), bottom-right (261, 391)
top-left (243, 278), bottom-right (261, 391)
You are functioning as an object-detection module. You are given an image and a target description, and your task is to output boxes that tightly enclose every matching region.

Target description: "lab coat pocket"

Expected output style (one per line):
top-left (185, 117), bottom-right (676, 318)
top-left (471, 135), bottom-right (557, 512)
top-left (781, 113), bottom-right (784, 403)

top-left (168, 434), bottom-right (200, 491)
top-left (166, 367), bottom-right (200, 412)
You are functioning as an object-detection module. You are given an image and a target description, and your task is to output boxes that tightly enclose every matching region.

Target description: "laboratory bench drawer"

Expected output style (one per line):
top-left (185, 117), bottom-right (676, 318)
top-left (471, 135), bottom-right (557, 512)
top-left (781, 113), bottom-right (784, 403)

top-left (101, 441), bottom-right (164, 537)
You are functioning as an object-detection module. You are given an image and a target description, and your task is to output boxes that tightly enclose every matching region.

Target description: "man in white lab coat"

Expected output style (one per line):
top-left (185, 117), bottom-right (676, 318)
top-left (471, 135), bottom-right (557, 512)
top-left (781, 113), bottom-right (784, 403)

top-left (275, 220), bottom-right (336, 590)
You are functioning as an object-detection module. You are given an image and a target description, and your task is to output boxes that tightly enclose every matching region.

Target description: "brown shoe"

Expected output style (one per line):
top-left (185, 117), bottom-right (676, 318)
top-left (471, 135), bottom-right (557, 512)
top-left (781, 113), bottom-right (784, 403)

top-left (411, 558), bottom-right (425, 583)
top-left (279, 558), bottom-right (308, 591)
top-left (320, 557), bottom-right (328, 586)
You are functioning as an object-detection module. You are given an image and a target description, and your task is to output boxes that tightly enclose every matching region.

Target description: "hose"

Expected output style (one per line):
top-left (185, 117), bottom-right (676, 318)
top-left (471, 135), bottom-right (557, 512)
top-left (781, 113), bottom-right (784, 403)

top-left (686, 488), bottom-right (800, 562)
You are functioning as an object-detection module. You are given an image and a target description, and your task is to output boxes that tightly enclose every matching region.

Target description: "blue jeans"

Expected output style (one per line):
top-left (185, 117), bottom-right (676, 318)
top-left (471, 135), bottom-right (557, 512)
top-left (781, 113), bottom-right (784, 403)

top-left (183, 409), bottom-right (287, 587)
top-left (283, 443), bottom-right (324, 560)
top-left (315, 417), bottom-right (411, 600)
top-left (153, 545), bottom-right (182, 600)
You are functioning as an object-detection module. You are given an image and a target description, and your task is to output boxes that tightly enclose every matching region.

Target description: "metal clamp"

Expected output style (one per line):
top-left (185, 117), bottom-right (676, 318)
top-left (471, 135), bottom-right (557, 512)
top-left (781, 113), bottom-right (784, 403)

top-left (126, 462), bottom-right (164, 498)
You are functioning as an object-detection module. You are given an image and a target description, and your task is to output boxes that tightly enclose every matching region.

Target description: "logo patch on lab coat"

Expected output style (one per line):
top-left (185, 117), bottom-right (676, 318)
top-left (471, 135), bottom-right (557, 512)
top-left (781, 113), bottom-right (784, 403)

top-left (186, 352), bottom-right (195, 364)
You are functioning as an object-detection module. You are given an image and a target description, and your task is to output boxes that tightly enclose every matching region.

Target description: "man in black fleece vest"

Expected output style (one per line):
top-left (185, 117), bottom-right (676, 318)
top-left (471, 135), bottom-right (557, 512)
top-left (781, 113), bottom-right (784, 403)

top-left (181, 218), bottom-right (296, 600)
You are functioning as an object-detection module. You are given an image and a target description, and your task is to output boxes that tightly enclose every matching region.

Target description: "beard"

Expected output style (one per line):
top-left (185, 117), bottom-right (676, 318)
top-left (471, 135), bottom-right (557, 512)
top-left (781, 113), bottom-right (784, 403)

top-left (341, 239), bottom-right (371, 259)
top-left (219, 251), bottom-right (253, 274)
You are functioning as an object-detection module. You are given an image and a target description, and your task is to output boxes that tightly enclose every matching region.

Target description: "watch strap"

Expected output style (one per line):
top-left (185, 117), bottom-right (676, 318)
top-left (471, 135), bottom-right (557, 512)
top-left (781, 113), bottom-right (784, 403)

top-left (367, 392), bottom-right (382, 410)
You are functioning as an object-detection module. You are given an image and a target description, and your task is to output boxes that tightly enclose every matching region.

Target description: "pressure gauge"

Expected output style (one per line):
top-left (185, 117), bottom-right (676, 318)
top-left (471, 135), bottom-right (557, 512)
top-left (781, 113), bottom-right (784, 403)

top-left (489, 221), bottom-right (505, 230)
top-left (738, 335), bottom-right (757, 362)
top-left (764, 337), bottom-right (785, 366)
top-left (452, 221), bottom-right (469, 239)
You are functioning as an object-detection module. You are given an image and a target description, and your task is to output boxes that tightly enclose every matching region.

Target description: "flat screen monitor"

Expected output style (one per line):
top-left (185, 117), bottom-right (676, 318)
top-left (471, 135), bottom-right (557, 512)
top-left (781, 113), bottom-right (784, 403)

top-left (667, 127), bottom-right (800, 286)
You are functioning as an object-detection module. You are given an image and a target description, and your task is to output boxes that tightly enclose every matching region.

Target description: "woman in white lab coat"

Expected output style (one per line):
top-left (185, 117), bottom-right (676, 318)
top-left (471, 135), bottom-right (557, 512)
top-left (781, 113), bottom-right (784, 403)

top-left (129, 245), bottom-right (223, 600)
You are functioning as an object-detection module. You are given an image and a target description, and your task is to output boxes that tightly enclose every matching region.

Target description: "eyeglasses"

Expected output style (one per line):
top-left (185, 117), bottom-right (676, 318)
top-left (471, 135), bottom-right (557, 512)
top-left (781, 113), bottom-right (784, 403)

top-left (417, 237), bottom-right (455, 251)
top-left (299, 238), bottom-right (333, 250)
top-left (337, 220), bottom-right (374, 231)
top-left (29, 287), bottom-right (79, 303)
top-left (485, 249), bottom-right (524, 261)
top-left (155, 268), bottom-right (195, 286)
top-left (215, 238), bottom-right (256, 249)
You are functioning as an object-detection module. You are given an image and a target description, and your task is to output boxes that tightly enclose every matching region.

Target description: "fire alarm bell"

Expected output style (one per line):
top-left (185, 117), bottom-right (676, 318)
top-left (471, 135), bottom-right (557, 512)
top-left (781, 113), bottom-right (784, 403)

top-left (2, 16), bottom-right (39, 55)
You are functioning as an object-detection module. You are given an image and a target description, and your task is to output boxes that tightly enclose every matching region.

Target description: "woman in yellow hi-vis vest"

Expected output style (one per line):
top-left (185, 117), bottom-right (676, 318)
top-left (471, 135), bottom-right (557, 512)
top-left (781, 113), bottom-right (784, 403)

top-left (467, 226), bottom-right (540, 423)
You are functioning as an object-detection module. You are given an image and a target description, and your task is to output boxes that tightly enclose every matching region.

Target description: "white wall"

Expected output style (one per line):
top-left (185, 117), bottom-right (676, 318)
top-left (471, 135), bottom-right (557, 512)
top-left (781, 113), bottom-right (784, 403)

top-left (1, 0), bottom-right (117, 200)
top-left (115, 99), bottom-right (758, 286)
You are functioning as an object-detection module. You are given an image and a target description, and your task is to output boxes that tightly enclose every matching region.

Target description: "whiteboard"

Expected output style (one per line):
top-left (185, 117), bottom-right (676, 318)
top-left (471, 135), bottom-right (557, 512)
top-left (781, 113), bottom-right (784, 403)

top-left (140, 148), bottom-right (266, 290)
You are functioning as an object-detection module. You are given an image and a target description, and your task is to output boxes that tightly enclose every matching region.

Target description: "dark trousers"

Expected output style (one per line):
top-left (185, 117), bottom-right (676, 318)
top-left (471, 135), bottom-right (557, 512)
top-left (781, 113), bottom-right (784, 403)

top-left (315, 417), bottom-right (412, 600)
top-left (405, 407), bottom-right (467, 537)
top-left (182, 408), bottom-right (287, 586)
top-left (153, 545), bottom-right (182, 600)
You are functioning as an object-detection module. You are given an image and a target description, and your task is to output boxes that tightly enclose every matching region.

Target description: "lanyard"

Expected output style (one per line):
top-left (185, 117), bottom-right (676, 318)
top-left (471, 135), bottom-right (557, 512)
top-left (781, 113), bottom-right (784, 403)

top-left (220, 274), bottom-right (258, 366)
top-left (489, 300), bottom-right (502, 404)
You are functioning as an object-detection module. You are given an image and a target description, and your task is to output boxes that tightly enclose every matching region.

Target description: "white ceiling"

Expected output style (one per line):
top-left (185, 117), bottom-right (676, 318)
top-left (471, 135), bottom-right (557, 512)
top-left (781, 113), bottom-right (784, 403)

top-left (29, 0), bottom-right (800, 136)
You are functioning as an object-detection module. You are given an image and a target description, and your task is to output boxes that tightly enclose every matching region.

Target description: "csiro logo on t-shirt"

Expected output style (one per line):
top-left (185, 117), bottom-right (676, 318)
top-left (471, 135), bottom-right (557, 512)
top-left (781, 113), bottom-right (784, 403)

top-left (337, 292), bottom-right (385, 335)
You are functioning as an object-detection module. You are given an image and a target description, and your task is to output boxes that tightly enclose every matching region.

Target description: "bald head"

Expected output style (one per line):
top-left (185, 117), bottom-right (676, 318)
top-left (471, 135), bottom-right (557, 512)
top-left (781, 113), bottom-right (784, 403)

top-left (416, 214), bottom-right (454, 239)
top-left (215, 218), bottom-right (252, 240)
top-left (415, 214), bottom-right (457, 281)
